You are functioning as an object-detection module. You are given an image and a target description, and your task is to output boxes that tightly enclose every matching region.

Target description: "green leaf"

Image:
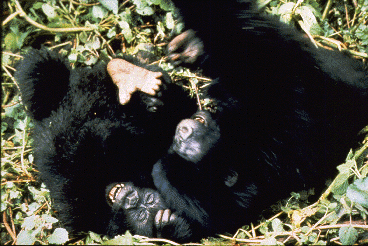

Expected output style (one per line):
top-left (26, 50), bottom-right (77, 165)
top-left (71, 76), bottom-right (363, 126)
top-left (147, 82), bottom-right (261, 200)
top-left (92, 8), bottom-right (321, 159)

top-left (296, 6), bottom-right (323, 35)
top-left (339, 225), bottom-right (358, 245)
top-left (330, 173), bottom-right (349, 195)
top-left (118, 20), bottom-right (133, 43)
top-left (85, 37), bottom-right (101, 50)
top-left (42, 214), bottom-right (58, 224)
top-left (103, 231), bottom-right (134, 245)
top-left (4, 33), bottom-right (18, 51)
top-left (42, 3), bottom-right (57, 19)
top-left (79, 32), bottom-right (88, 43)
top-left (16, 230), bottom-right (36, 245)
top-left (1, 122), bottom-right (8, 133)
top-left (271, 218), bottom-right (284, 232)
top-left (107, 27), bottom-right (117, 38)
top-left (22, 215), bottom-right (36, 231)
top-left (261, 237), bottom-right (277, 245)
top-left (277, 2), bottom-right (295, 24)
top-left (346, 177), bottom-right (368, 208)
top-left (98, 0), bottom-right (118, 14)
top-left (92, 5), bottom-right (108, 19)
top-left (136, 6), bottom-right (154, 16)
top-left (68, 52), bottom-right (78, 63)
top-left (47, 228), bottom-right (69, 244)
top-left (131, 0), bottom-right (147, 9)
top-left (89, 231), bottom-right (103, 243)
top-left (337, 160), bottom-right (355, 174)
top-left (165, 12), bottom-right (175, 29)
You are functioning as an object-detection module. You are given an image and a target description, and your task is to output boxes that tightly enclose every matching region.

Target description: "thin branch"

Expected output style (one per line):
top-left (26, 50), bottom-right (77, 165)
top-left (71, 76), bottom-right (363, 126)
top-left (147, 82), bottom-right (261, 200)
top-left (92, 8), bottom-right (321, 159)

top-left (2, 10), bottom-right (21, 26)
top-left (14, 0), bottom-right (94, 33)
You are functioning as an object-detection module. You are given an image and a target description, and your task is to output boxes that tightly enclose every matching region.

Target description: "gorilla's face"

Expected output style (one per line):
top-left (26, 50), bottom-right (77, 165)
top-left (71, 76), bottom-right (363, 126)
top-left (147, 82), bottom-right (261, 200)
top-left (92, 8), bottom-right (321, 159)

top-left (171, 111), bottom-right (220, 163)
top-left (107, 183), bottom-right (166, 236)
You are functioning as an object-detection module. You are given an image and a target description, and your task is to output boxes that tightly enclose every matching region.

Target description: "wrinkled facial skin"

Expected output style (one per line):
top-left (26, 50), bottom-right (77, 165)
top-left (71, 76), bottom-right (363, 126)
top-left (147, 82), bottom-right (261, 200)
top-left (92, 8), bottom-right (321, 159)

top-left (107, 183), bottom-right (166, 236)
top-left (172, 111), bottom-right (220, 163)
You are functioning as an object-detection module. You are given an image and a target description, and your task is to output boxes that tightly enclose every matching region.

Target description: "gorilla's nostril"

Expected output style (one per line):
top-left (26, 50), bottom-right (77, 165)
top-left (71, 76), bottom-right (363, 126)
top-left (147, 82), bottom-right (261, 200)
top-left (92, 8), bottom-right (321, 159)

top-left (180, 126), bottom-right (192, 139)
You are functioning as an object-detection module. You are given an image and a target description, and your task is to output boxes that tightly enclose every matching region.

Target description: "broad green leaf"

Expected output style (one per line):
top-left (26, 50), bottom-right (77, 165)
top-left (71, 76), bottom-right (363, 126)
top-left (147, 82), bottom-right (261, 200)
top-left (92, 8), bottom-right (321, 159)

top-left (92, 5), bottom-right (108, 19)
top-left (103, 231), bottom-right (134, 245)
top-left (330, 173), bottom-right (349, 195)
top-left (118, 20), bottom-right (133, 43)
top-left (22, 215), bottom-right (36, 230)
top-left (296, 6), bottom-right (323, 35)
top-left (17, 230), bottom-right (36, 245)
top-left (339, 225), bottom-right (358, 245)
top-left (47, 228), bottom-right (69, 244)
top-left (89, 231), bottom-right (103, 243)
top-left (261, 237), bottom-right (277, 245)
top-left (79, 32), bottom-right (88, 43)
top-left (4, 33), bottom-right (18, 51)
top-left (107, 27), bottom-right (117, 38)
top-left (277, 2), bottom-right (295, 24)
top-left (271, 218), bottom-right (284, 232)
top-left (346, 177), bottom-right (368, 208)
top-left (337, 160), bottom-right (355, 174)
top-left (165, 12), bottom-right (175, 29)
top-left (136, 6), bottom-right (154, 16)
top-left (42, 214), bottom-right (58, 224)
top-left (98, 0), bottom-right (118, 14)
top-left (42, 3), bottom-right (57, 19)
top-left (85, 37), bottom-right (101, 50)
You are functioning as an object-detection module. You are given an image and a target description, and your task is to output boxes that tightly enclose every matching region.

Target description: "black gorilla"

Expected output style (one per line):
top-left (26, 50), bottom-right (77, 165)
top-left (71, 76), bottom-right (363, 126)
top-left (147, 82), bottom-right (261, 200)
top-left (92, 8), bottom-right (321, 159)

top-left (149, 0), bottom-right (368, 242)
top-left (14, 48), bottom-right (197, 235)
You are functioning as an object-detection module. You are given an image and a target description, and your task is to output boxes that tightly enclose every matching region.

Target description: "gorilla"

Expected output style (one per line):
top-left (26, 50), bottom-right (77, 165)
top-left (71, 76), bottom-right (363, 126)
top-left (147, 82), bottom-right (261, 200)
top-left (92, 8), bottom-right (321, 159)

top-left (149, 0), bottom-right (368, 242)
top-left (14, 48), bottom-right (197, 235)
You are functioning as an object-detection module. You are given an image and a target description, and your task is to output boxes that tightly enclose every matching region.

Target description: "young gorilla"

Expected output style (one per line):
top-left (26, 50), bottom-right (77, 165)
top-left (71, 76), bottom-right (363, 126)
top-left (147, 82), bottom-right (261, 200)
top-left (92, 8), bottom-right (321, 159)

top-left (14, 48), bottom-right (197, 235)
top-left (148, 0), bottom-right (368, 242)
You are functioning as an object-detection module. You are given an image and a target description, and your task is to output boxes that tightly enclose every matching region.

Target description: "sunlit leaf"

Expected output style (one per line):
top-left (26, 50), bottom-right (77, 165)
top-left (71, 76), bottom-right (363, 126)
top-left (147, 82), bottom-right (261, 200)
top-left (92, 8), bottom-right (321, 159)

top-left (47, 228), bottom-right (69, 244)
top-left (42, 3), bottom-right (57, 19)
top-left (98, 0), bottom-right (118, 14)
top-left (92, 5), bottom-right (108, 19)
top-left (346, 177), bottom-right (368, 208)
top-left (118, 20), bottom-right (133, 43)
top-left (17, 230), bottom-right (36, 245)
top-left (339, 225), bottom-right (358, 245)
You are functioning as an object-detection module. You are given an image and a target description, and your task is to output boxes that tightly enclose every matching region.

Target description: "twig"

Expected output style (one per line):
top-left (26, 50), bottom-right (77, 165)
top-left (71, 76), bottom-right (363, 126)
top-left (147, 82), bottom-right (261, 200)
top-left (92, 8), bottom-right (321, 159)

top-left (305, 211), bottom-right (335, 236)
top-left (344, 3), bottom-right (350, 29)
top-left (140, 237), bottom-right (181, 245)
top-left (2, 10), bottom-right (21, 26)
top-left (14, 0), bottom-right (94, 33)
top-left (3, 211), bottom-right (17, 242)
top-left (322, 0), bottom-right (333, 20)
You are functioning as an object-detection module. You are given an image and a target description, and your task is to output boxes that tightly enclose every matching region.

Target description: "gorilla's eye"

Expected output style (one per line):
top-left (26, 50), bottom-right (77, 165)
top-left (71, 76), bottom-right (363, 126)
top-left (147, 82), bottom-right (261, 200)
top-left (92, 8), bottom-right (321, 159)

top-left (145, 193), bottom-right (155, 205)
top-left (193, 115), bottom-right (206, 125)
top-left (107, 183), bottom-right (124, 206)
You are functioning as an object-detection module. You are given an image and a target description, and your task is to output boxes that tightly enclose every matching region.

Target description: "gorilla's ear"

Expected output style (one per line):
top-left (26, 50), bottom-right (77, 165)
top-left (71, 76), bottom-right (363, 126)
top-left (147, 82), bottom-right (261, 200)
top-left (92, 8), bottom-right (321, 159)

top-left (224, 170), bottom-right (238, 187)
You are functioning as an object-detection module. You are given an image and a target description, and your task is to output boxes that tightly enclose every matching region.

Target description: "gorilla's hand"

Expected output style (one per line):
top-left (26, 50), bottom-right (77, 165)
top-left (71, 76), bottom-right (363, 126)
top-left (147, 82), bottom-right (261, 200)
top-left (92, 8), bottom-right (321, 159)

top-left (167, 30), bottom-right (204, 66)
top-left (107, 59), bottom-right (163, 104)
top-left (155, 209), bottom-right (191, 241)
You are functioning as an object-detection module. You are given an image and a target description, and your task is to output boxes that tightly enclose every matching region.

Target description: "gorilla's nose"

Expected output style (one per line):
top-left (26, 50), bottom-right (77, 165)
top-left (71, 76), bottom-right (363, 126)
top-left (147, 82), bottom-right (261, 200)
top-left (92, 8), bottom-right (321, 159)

top-left (177, 119), bottom-right (195, 140)
top-left (124, 190), bottom-right (139, 209)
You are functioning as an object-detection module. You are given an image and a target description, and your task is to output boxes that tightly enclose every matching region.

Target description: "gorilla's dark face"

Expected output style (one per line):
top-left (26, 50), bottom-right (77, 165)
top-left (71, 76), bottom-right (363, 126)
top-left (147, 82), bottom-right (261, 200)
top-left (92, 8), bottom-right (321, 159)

top-left (171, 111), bottom-right (220, 163)
top-left (106, 183), bottom-right (181, 237)
top-left (107, 183), bottom-right (165, 235)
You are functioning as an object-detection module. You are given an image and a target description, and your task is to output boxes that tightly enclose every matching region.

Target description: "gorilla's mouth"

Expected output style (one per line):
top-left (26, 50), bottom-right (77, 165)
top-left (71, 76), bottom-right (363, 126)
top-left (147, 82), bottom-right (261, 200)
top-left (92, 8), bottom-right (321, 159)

top-left (172, 140), bottom-right (202, 163)
top-left (107, 183), bottom-right (125, 207)
top-left (193, 115), bottom-right (206, 125)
